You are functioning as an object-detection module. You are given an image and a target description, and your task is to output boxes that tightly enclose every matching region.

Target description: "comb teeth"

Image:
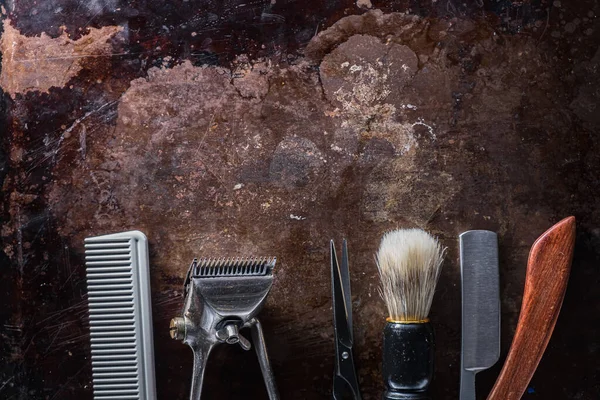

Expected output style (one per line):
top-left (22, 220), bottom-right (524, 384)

top-left (85, 231), bottom-right (156, 400)
top-left (192, 257), bottom-right (276, 277)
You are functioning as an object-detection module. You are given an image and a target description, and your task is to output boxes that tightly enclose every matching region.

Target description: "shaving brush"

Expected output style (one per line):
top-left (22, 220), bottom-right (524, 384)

top-left (376, 229), bottom-right (445, 400)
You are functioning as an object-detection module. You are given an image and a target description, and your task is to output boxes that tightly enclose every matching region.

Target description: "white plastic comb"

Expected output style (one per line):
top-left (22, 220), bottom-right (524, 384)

top-left (84, 231), bottom-right (156, 400)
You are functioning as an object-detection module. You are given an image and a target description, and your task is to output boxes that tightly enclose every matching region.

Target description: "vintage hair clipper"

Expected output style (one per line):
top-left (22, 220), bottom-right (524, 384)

top-left (170, 257), bottom-right (279, 400)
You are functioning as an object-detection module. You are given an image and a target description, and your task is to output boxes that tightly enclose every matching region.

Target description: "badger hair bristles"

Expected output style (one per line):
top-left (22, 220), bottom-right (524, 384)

top-left (376, 228), bottom-right (446, 322)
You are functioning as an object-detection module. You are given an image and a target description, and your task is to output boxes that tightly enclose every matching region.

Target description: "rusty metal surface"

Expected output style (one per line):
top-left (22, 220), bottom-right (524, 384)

top-left (0, 0), bottom-right (599, 399)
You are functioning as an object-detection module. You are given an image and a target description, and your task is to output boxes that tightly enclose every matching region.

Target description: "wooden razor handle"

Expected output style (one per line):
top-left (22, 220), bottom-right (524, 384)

top-left (487, 216), bottom-right (576, 400)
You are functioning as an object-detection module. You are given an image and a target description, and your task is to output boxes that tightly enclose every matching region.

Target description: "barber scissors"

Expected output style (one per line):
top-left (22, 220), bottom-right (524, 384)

top-left (331, 239), bottom-right (362, 400)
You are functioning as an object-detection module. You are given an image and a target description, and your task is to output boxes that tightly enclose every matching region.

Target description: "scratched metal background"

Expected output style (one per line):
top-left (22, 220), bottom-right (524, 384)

top-left (0, 0), bottom-right (599, 399)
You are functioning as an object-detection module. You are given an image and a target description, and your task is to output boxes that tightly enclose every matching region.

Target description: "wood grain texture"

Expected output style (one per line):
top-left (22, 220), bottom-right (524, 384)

top-left (487, 216), bottom-right (576, 400)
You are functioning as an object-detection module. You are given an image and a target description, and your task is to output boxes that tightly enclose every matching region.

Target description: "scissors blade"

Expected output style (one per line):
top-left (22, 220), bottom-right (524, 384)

top-left (331, 240), bottom-right (352, 347)
top-left (341, 240), bottom-right (353, 341)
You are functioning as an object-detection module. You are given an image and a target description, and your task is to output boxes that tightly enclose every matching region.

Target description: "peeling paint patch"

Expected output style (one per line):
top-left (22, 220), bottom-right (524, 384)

top-left (320, 35), bottom-right (418, 121)
top-left (0, 19), bottom-right (122, 98)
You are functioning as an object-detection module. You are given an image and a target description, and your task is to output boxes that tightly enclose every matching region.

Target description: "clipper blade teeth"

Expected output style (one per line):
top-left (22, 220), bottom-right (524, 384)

top-left (191, 256), bottom-right (276, 277)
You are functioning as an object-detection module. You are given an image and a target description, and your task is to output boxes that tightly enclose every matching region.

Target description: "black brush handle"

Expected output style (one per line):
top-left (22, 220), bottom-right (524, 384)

top-left (382, 321), bottom-right (434, 400)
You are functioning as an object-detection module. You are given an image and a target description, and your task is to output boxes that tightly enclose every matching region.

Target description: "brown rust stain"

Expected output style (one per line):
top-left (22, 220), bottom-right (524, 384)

top-left (0, 19), bottom-right (122, 98)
